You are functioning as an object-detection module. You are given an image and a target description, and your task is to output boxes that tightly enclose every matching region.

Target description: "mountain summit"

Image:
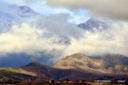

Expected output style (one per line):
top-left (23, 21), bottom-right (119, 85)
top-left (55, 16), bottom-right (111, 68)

top-left (78, 18), bottom-right (109, 31)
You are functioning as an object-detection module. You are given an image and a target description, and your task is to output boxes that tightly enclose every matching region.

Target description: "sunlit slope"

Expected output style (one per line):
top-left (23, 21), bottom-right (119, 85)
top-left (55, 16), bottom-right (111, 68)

top-left (54, 53), bottom-right (128, 74)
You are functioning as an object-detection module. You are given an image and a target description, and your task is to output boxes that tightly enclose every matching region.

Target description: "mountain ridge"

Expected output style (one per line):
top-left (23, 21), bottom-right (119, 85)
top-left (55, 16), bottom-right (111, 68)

top-left (0, 53), bottom-right (128, 81)
top-left (53, 53), bottom-right (128, 74)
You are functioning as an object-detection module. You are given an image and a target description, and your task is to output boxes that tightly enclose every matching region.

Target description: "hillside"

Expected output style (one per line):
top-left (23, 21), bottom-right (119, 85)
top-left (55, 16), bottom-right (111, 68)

top-left (54, 53), bottom-right (128, 74)
top-left (20, 60), bottom-right (128, 81)
top-left (0, 54), bottom-right (128, 82)
top-left (20, 62), bottom-right (100, 80)
top-left (0, 68), bottom-right (36, 83)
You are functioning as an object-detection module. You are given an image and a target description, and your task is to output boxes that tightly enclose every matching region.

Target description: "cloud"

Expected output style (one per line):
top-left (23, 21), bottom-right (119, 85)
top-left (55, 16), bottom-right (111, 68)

top-left (47, 0), bottom-right (128, 20)
top-left (0, 23), bottom-right (67, 56)
top-left (64, 22), bottom-right (128, 56)
top-left (1, 21), bottom-right (128, 63)
top-left (3, 0), bottom-right (43, 5)
top-left (35, 14), bottom-right (83, 38)
top-left (1, 0), bottom-right (128, 63)
top-left (0, 9), bottom-right (84, 62)
top-left (3, 0), bottom-right (25, 5)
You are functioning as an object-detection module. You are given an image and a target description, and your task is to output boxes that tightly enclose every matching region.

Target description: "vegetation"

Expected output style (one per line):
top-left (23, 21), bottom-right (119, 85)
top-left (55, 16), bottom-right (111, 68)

top-left (0, 68), bottom-right (22, 74)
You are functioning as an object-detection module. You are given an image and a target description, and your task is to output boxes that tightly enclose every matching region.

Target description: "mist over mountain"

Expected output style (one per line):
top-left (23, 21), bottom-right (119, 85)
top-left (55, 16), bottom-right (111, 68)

top-left (0, 53), bottom-right (54, 67)
top-left (0, 2), bottom-right (37, 32)
top-left (0, 1), bottom-right (128, 70)
top-left (78, 18), bottom-right (110, 31)
top-left (0, 17), bottom-right (110, 67)
top-left (0, 2), bottom-right (82, 67)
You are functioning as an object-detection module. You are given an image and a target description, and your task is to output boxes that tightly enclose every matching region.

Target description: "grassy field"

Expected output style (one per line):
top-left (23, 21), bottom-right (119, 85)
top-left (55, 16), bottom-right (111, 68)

top-left (0, 68), bottom-right (22, 74)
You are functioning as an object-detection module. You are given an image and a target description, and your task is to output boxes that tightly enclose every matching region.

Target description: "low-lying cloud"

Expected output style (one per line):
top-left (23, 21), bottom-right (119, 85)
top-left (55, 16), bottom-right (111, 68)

top-left (1, 21), bottom-right (128, 63)
top-left (0, 23), bottom-right (67, 56)
top-left (65, 22), bottom-right (128, 56)
top-left (47, 0), bottom-right (128, 20)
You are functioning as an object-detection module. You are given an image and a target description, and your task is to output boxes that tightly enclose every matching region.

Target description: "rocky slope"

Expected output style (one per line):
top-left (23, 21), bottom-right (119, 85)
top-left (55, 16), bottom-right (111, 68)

top-left (20, 62), bottom-right (128, 81)
top-left (20, 62), bottom-right (101, 80)
top-left (0, 53), bottom-right (128, 81)
top-left (53, 53), bottom-right (128, 74)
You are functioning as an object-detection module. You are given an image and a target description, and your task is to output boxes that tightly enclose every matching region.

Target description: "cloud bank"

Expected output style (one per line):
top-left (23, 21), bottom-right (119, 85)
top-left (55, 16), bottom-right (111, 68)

top-left (47, 0), bottom-right (128, 20)
top-left (1, 0), bottom-right (128, 65)
top-left (1, 21), bottom-right (128, 62)
top-left (0, 23), bottom-right (67, 56)
top-left (3, 0), bottom-right (43, 5)
top-left (65, 22), bottom-right (128, 56)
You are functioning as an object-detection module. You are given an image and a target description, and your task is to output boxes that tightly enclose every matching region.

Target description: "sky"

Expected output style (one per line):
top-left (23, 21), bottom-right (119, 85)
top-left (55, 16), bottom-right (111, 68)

top-left (3, 0), bottom-right (89, 24)
top-left (0, 0), bottom-right (128, 67)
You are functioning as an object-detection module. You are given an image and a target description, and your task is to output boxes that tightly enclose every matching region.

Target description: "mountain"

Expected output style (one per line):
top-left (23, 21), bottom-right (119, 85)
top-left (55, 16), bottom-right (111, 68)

top-left (20, 62), bottom-right (98, 80)
top-left (78, 18), bottom-right (110, 31)
top-left (19, 57), bottom-right (128, 81)
top-left (0, 62), bottom-right (98, 82)
top-left (54, 53), bottom-right (128, 74)
top-left (0, 2), bottom-right (37, 32)
top-left (0, 60), bottom-right (128, 82)
top-left (21, 62), bottom-right (56, 80)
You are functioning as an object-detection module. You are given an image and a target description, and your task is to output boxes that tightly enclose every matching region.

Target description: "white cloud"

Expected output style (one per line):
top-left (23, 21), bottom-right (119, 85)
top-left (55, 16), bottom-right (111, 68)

top-left (47, 0), bottom-right (128, 20)
top-left (1, 21), bottom-right (128, 62)
top-left (3, 0), bottom-right (24, 5)
top-left (1, 0), bottom-right (128, 65)
top-left (64, 22), bottom-right (128, 56)
top-left (3, 0), bottom-right (43, 5)
top-left (0, 23), bottom-right (67, 57)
